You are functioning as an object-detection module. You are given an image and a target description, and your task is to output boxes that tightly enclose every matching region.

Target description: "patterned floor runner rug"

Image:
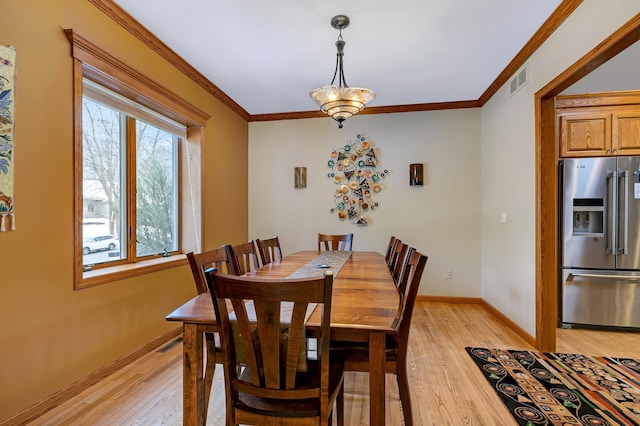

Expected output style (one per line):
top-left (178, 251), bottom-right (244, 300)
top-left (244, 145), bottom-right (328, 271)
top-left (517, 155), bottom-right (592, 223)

top-left (465, 347), bottom-right (640, 425)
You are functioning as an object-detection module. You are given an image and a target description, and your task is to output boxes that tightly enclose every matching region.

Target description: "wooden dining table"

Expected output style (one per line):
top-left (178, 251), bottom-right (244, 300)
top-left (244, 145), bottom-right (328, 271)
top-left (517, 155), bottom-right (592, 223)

top-left (166, 250), bottom-right (400, 426)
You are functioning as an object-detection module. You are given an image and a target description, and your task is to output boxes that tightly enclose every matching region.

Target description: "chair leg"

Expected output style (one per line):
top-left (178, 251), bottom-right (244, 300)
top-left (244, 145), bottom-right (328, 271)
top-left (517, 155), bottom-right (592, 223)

top-left (203, 333), bottom-right (217, 416)
top-left (396, 365), bottom-right (413, 426)
top-left (226, 406), bottom-right (235, 426)
top-left (337, 380), bottom-right (345, 426)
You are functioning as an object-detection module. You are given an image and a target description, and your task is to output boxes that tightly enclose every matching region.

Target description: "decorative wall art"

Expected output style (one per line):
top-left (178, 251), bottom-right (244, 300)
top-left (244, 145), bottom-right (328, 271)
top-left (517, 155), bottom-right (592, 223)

top-left (0, 45), bottom-right (16, 232)
top-left (294, 167), bottom-right (307, 188)
top-left (327, 134), bottom-right (388, 225)
top-left (409, 163), bottom-right (424, 186)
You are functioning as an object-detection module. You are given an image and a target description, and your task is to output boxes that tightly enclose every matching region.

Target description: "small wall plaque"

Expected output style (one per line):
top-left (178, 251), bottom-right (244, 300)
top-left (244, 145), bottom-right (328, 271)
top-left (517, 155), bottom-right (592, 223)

top-left (410, 163), bottom-right (424, 186)
top-left (294, 167), bottom-right (307, 188)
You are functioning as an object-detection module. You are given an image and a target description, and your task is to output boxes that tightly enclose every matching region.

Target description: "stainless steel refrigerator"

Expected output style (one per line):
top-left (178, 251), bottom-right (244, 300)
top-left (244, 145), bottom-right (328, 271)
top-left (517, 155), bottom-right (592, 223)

top-left (560, 157), bottom-right (640, 329)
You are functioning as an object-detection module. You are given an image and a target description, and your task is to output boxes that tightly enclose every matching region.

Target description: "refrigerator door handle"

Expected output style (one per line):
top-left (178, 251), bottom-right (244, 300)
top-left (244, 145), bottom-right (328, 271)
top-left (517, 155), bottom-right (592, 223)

top-left (567, 272), bottom-right (640, 281)
top-left (606, 170), bottom-right (617, 255)
top-left (618, 170), bottom-right (629, 255)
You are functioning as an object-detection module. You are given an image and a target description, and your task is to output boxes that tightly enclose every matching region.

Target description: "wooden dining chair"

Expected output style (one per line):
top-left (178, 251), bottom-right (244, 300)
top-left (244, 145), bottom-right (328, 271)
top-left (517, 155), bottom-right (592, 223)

top-left (331, 248), bottom-right (428, 426)
top-left (317, 233), bottom-right (353, 251)
top-left (185, 245), bottom-right (234, 417)
top-left (255, 236), bottom-right (282, 265)
top-left (388, 238), bottom-right (404, 272)
top-left (391, 242), bottom-right (409, 284)
top-left (226, 240), bottom-right (260, 275)
top-left (205, 270), bottom-right (345, 426)
top-left (385, 236), bottom-right (398, 263)
top-left (396, 247), bottom-right (416, 295)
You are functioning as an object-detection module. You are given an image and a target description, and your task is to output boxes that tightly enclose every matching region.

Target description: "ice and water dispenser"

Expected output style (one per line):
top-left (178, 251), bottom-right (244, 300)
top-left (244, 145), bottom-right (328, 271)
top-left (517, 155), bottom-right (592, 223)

top-left (572, 198), bottom-right (604, 236)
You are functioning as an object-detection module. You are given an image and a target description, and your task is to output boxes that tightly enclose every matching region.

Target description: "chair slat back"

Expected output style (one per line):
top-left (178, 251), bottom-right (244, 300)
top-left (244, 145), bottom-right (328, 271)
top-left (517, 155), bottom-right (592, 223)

top-left (206, 271), bottom-right (334, 400)
top-left (391, 243), bottom-right (409, 285)
top-left (255, 236), bottom-right (282, 265)
top-left (227, 240), bottom-right (260, 275)
top-left (396, 247), bottom-right (416, 295)
top-left (388, 238), bottom-right (404, 271)
top-left (318, 233), bottom-right (353, 251)
top-left (394, 250), bottom-right (428, 345)
top-left (384, 236), bottom-right (397, 262)
top-left (186, 246), bottom-right (232, 294)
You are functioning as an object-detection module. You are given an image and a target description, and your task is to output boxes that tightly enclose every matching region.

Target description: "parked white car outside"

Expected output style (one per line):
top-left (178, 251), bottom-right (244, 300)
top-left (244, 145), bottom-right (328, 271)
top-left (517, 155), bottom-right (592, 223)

top-left (83, 235), bottom-right (118, 255)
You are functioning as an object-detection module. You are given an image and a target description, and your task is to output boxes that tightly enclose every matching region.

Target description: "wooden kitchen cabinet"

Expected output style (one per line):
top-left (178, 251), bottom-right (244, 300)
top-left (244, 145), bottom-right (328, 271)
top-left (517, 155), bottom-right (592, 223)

top-left (559, 112), bottom-right (611, 157)
top-left (612, 109), bottom-right (640, 155)
top-left (557, 92), bottom-right (640, 158)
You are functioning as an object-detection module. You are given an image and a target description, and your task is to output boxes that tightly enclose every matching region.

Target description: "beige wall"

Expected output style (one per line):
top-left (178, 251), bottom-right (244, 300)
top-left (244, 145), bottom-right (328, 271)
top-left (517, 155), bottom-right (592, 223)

top-left (562, 40), bottom-right (640, 94)
top-left (248, 109), bottom-right (482, 298)
top-left (0, 0), bottom-right (248, 420)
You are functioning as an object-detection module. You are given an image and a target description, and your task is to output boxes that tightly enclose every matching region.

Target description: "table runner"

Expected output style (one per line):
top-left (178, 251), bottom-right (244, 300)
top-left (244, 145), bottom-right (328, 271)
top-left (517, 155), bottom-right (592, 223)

top-left (285, 251), bottom-right (352, 279)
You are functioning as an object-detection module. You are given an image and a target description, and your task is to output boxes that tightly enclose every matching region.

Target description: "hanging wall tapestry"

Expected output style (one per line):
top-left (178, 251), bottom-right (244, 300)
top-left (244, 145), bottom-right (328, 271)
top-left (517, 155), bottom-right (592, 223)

top-left (327, 134), bottom-right (388, 225)
top-left (0, 45), bottom-right (15, 232)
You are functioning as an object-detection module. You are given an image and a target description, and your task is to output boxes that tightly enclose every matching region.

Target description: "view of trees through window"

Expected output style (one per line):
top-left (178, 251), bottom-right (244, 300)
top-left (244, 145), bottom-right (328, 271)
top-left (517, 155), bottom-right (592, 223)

top-left (135, 120), bottom-right (179, 257)
top-left (81, 95), bottom-right (179, 268)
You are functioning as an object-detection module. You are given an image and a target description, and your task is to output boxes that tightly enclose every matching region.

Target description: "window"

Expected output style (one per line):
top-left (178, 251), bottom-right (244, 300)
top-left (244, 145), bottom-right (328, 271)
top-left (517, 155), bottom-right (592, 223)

top-left (66, 29), bottom-right (209, 289)
top-left (82, 80), bottom-right (181, 268)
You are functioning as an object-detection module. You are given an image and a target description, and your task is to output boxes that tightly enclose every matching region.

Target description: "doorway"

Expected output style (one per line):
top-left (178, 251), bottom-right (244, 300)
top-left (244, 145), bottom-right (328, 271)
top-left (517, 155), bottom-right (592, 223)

top-left (536, 14), bottom-right (640, 351)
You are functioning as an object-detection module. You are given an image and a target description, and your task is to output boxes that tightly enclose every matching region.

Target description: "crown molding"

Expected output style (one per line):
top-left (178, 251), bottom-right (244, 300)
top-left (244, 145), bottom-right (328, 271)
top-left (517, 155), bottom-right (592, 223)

top-left (478, 0), bottom-right (583, 105)
top-left (88, 0), bottom-right (250, 121)
top-left (249, 100), bottom-right (481, 122)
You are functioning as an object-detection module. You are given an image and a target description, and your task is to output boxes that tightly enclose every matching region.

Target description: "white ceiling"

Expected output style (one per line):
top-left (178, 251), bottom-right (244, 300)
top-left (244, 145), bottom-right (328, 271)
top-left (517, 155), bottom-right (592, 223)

top-left (111, 0), bottom-right (564, 115)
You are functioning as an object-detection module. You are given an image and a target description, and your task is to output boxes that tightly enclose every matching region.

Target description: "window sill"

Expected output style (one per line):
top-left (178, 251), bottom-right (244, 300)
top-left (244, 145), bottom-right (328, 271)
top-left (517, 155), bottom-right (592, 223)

top-left (76, 254), bottom-right (188, 290)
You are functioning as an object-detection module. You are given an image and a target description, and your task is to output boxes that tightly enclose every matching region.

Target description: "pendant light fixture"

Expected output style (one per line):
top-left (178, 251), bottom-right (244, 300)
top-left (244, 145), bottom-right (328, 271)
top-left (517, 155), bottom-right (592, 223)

top-left (309, 15), bottom-right (376, 129)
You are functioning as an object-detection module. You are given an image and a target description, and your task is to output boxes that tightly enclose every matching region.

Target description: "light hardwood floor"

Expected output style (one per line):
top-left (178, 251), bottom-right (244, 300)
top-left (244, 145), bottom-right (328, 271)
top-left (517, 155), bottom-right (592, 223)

top-left (28, 301), bottom-right (640, 425)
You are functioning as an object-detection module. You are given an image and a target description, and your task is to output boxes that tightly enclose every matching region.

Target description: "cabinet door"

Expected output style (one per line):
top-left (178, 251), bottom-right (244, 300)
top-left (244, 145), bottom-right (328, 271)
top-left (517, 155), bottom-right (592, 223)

top-left (559, 112), bottom-right (611, 157)
top-left (612, 110), bottom-right (640, 155)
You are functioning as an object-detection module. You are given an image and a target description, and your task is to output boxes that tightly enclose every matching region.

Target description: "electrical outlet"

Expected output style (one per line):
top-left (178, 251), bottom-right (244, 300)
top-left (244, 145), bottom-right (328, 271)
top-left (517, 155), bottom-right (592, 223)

top-left (445, 269), bottom-right (452, 279)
